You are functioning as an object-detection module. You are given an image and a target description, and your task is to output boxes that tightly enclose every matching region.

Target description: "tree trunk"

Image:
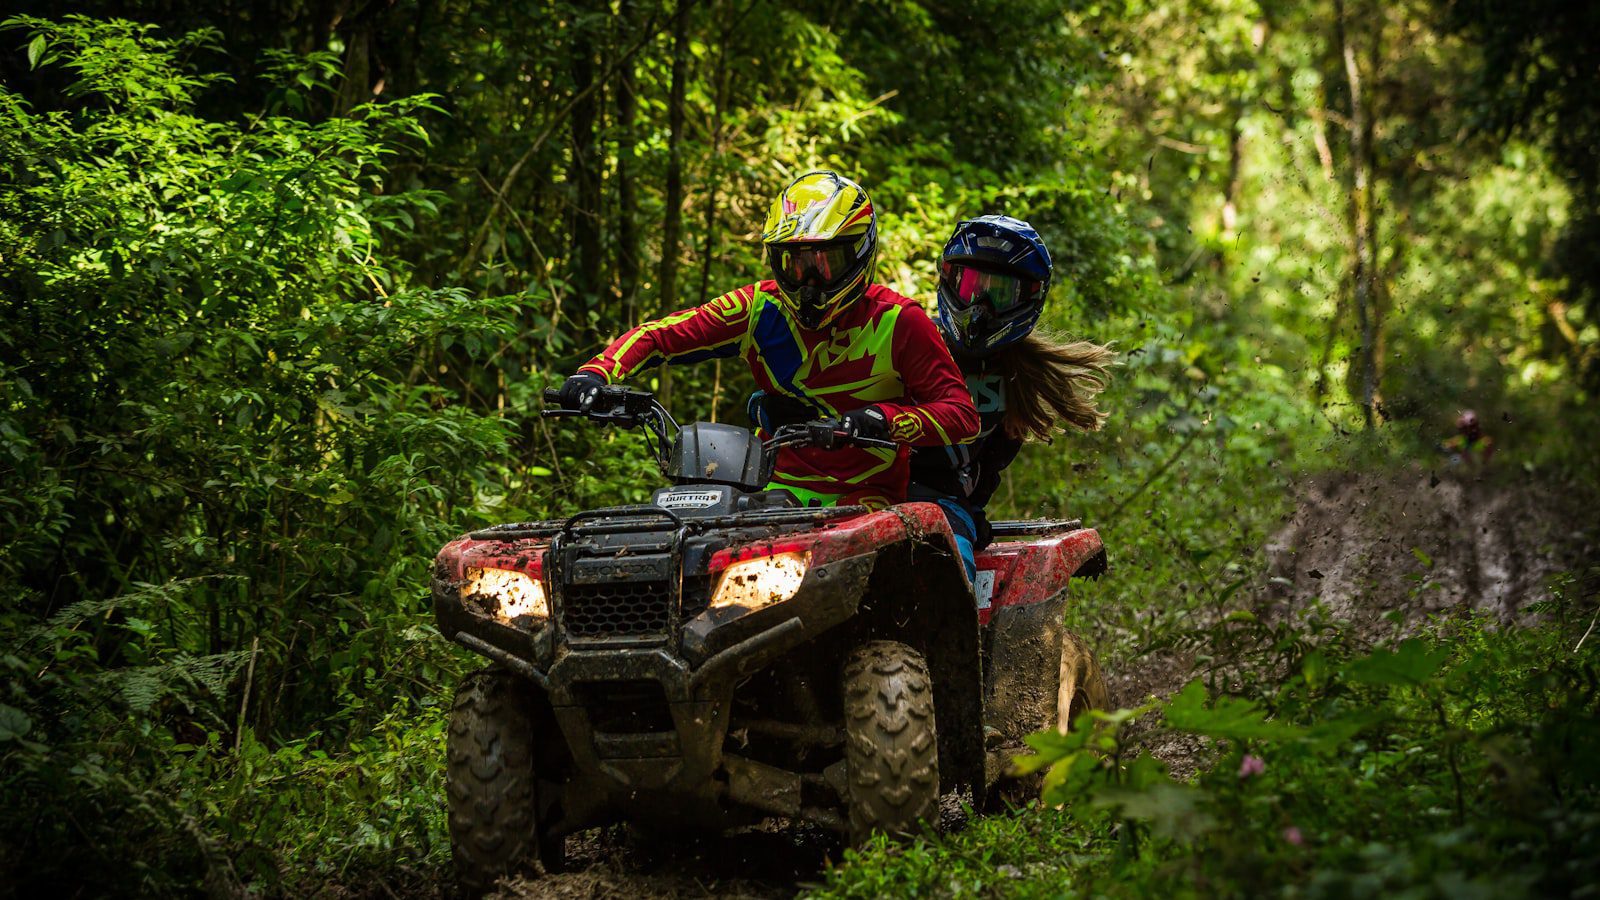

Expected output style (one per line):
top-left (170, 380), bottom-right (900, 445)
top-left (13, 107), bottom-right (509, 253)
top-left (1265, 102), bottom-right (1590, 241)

top-left (616, 0), bottom-right (641, 329)
top-left (1362, 18), bottom-right (1385, 422)
top-left (1333, 0), bottom-right (1381, 429)
top-left (568, 26), bottom-right (603, 341)
top-left (698, 1), bottom-right (734, 421)
top-left (656, 0), bottom-right (693, 408)
top-left (332, 0), bottom-right (395, 115)
top-left (1222, 114), bottom-right (1244, 237)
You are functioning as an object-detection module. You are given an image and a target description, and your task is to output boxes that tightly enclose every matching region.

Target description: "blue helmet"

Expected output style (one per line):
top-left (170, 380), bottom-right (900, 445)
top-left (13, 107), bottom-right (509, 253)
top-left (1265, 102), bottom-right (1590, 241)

top-left (935, 215), bottom-right (1052, 356)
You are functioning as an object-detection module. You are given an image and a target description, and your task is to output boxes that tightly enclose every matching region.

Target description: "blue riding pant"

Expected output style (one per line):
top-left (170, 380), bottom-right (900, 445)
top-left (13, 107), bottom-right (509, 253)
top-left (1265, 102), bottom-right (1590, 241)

top-left (931, 497), bottom-right (978, 584)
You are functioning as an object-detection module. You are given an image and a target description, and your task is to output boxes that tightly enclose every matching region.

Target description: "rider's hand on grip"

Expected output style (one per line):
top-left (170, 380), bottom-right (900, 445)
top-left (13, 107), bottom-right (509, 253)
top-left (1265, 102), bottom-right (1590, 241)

top-left (765, 414), bottom-right (897, 451)
top-left (840, 406), bottom-right (892, 442)
top-left (556, 372), bottom-right (605, 411)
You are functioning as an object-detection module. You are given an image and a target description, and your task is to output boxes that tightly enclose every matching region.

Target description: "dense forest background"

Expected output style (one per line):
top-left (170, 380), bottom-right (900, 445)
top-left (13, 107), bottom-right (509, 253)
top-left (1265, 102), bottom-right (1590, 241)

top-left (1, 1), bottom-right (1597, 897)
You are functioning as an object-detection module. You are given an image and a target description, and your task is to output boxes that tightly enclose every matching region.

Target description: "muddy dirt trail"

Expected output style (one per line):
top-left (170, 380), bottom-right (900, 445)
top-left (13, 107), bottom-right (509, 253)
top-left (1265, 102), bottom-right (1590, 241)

top-left (488, 468), bottom-right (1594, 899)
top-left (1109, 467), bottom-right (1597, 778)
top-left (486, 799), bottom-right (983, 899)
top-left (1260, 468), bottom-right (1593, 626)
top-left (488, 825), bottom-right (831, 900)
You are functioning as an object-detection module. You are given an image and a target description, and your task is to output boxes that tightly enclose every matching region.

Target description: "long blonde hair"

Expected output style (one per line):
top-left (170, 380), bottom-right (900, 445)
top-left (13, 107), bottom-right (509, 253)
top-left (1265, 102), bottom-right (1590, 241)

top-left (993, 331), bottom-right (1117, 441)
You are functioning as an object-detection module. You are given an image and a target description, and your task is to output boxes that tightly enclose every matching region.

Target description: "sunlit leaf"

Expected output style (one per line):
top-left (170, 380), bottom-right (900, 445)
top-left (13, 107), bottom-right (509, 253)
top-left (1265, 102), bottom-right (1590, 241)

top-left (1164, 680), bottom-right (1305, 740)
top-left (1344, 639), bottom-right (1449, 687)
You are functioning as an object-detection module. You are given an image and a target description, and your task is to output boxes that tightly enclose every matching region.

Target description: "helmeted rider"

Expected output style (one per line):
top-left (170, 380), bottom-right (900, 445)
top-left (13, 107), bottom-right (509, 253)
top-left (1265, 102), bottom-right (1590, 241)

top-left (556, 170), bottom-right (979, 509)
top-left (1441, 409), bottom-right (1495, 466)
top-left (911, 215), bottom-right (1116, 581)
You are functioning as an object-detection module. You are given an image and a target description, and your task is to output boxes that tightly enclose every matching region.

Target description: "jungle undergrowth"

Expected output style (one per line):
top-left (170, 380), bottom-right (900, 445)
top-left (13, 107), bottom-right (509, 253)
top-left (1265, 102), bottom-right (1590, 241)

top-left (4, 13), bottom-right (1599, 900)
top-left (816, 439), bottom-right (1600, 899)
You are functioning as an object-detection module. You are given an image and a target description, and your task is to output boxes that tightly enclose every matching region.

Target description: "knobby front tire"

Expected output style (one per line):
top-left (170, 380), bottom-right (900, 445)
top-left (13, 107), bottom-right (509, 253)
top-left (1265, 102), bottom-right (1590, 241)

top-left (842, 640), bottom-right (941, 845)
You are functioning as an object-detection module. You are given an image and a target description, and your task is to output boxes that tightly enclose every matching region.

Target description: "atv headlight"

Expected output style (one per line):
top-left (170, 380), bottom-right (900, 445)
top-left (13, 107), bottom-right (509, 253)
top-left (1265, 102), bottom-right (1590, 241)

top-left (710, 551), bottom-right (810, 612)
top-left (460, 566), bottom-right (549, 625)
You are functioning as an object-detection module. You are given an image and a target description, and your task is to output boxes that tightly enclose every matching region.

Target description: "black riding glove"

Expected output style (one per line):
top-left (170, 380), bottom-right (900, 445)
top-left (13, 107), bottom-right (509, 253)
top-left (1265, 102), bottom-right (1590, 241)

top-left (840, 405), bottom-right (892, 442)
top-left (973, 507), bottom-right (994, 550)
top-left (557, 372), bottom-right (605, 410)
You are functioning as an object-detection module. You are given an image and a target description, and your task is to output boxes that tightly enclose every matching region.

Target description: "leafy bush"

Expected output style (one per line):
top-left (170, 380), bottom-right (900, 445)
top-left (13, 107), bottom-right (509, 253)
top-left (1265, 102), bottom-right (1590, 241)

top-left (0, 16), bottom-right (525, 893)
top-left (818, 587), bottom-right (1600, 899)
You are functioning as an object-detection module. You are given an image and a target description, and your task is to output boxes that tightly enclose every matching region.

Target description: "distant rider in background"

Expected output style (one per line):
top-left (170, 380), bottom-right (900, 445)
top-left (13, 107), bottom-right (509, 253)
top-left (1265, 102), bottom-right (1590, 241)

top-left (1441, 409), bottom-right (1495, 467)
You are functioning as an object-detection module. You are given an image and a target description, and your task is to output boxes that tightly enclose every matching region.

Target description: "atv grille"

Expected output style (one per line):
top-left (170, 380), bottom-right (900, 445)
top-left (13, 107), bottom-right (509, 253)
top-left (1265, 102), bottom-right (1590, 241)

top-left (561, 579), bottom-right (674, 639)
top-left (575, 680), bottom-right (674, 733)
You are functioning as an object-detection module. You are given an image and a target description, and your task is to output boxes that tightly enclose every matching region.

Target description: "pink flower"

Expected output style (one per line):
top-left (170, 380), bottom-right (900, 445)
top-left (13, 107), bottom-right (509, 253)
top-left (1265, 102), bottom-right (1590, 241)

top-left (1238, 754), bottom-right (1266, 779)
top-left (1283, 826), bottom-right (1304, 846)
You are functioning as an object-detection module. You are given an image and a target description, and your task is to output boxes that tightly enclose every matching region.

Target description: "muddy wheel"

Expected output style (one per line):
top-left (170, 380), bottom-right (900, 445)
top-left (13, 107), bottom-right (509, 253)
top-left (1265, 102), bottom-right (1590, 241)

top-left (1056, 631), bottom-right (1108, 733)
top-left (842, 640), bottom-right (940, 845)
top-left (447, 669), bottom-right (565, 895)
top-left (985, 631), bottom-right (1108, 811)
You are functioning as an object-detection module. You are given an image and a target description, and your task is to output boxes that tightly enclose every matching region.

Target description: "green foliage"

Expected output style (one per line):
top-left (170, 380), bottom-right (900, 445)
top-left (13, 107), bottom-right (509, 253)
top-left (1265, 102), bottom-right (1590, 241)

top-left (821, 609), bottom-right (1600, 899)
top-left (0, 16), bottom-right (520, 893)
top-left (1441, 0), bottom-right (1600, 391)
top-left (1, 0), bottom-right (1597, 895)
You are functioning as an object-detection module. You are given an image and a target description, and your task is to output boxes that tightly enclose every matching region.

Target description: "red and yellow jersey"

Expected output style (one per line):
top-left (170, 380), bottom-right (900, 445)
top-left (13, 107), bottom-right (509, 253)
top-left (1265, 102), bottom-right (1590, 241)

top-left (580, 282), bottom-right (980, 505)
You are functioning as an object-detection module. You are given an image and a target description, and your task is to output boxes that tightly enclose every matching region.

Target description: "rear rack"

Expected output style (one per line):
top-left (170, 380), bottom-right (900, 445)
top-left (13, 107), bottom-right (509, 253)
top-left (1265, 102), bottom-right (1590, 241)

top-left (989, 518), bottom-right (1084, 539)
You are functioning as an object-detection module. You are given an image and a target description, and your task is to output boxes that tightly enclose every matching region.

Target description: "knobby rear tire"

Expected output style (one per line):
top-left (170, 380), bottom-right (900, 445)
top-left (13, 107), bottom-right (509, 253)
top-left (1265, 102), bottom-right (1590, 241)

top-left (842, 640), bottom-right (941, 845)
top-left (446, 668), bottom-right (564, 896)
top-left (989, 630), bottom-right (1110, 811)
top-left (1057, 630), bottom-right (1109, 733)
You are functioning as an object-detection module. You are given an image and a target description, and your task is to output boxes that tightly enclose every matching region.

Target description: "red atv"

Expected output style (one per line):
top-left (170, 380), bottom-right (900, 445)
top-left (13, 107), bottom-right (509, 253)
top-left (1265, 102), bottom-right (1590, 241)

top-left (431, 385), bottom-right (1108, 893)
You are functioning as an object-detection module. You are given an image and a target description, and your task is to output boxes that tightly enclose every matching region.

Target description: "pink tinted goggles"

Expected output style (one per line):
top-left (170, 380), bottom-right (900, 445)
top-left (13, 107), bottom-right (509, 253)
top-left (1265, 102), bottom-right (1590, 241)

top-left (942, 262), bottom-right (1035, 315)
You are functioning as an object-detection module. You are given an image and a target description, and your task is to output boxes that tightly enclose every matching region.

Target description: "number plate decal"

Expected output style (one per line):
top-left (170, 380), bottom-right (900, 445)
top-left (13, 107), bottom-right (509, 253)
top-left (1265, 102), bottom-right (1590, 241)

top-left (974, 570), bottom-right (996, 609)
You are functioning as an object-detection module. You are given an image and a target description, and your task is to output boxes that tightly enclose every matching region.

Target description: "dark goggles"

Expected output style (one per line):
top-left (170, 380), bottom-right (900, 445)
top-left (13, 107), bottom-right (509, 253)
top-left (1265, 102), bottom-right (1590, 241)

top-left (940, 261), bottom-right (1039, 317)
top-left (772, 241), bottom-right (861, 289)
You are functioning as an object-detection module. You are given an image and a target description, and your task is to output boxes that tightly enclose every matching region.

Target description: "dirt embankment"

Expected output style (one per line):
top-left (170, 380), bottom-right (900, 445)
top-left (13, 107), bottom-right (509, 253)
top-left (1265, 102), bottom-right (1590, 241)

top-left (1262, 468), bottom-right (1593, 626)
top-left (1112, 467), bottom-right (1597, 778)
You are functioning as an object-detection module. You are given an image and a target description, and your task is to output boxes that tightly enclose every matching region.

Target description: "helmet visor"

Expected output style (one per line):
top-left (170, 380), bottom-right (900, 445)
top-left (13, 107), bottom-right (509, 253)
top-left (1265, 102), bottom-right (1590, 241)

top-left (941, 262), bottom-right (1036, 317)
top-left (772, 242), bottom-right (859, 290)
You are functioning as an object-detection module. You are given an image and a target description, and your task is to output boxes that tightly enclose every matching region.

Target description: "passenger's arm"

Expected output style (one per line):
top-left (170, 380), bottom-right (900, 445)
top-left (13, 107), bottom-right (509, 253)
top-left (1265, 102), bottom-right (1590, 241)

top-left (968, 433), bottom-right (1024, 509)
top-left (873, 303), bottom-right (980, 447)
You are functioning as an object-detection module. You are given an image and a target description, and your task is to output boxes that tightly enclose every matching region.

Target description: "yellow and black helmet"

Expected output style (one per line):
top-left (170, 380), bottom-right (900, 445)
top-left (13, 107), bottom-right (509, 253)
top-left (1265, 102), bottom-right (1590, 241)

top-left (761, 170), bottom-right (877, 329)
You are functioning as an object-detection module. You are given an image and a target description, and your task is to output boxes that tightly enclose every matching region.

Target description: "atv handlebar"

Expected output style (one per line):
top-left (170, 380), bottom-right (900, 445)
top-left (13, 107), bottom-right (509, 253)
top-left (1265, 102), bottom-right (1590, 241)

top-left (541, 385), bottom-right (898, 453)
top-left (542, 385), bottom-right (679, 475)
top-left (541, 385), bottom-right (671, 429)
top-left (764, 420), bottom-right (899, 452)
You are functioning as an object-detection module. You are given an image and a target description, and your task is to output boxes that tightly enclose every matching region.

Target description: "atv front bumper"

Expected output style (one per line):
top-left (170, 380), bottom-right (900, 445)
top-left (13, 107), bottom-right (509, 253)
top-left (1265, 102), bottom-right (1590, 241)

top-left (432, 553), bottom-right (875, 832)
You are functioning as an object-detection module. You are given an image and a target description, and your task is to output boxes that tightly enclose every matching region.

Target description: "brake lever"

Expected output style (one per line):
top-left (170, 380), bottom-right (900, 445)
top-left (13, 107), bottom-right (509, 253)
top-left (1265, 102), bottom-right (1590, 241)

top-left (541, 387), bottom-right (589, 418)
top-left (541, 386), bottom-right (635, 422)
top-left (540, 404), bottom-right (638, 426)
top-left (822, 429), bottom-right (898, 451)
top-left (761, 426), bottom-right (804, 451)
